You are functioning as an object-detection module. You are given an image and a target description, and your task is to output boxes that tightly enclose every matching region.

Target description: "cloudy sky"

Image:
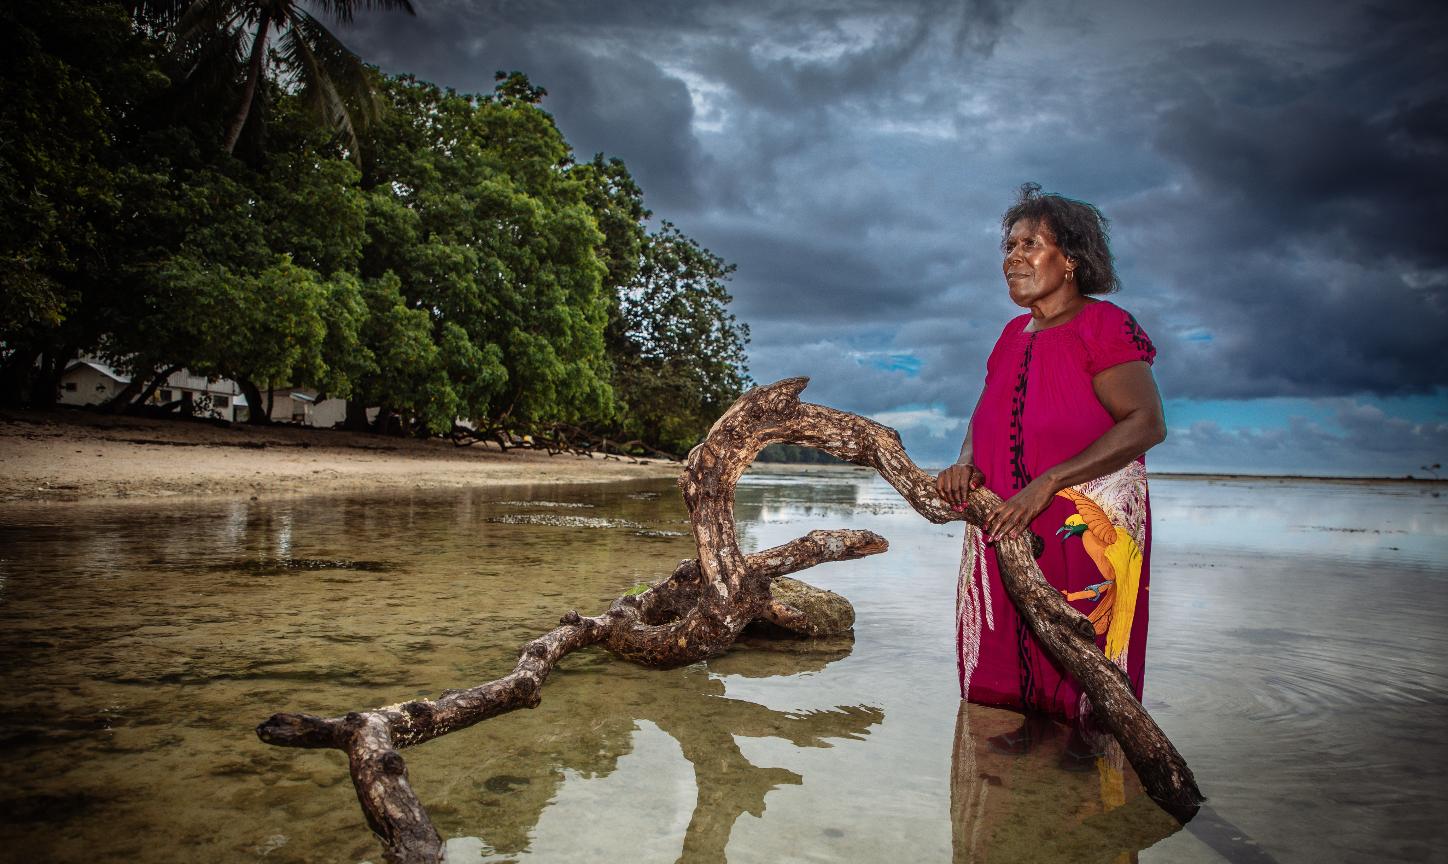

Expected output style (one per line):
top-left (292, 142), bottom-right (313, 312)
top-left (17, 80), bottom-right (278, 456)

top-left (338, 0), bottom-right (1447, 476)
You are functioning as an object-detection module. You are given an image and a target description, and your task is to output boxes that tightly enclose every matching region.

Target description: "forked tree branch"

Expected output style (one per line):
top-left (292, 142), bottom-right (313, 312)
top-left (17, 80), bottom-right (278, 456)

top-left (257, 377), bottom-right (1201, 864)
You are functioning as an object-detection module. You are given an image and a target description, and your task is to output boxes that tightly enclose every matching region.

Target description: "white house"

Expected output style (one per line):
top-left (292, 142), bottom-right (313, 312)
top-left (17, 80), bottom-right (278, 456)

top-left (256, 386), bottom-right (347, 427)
top-left (55, 358), bottom-right (373, 428)
top-left (58, 359), bottom-right (130, 407)
top-left (58, 360), bottom-right (246, 422)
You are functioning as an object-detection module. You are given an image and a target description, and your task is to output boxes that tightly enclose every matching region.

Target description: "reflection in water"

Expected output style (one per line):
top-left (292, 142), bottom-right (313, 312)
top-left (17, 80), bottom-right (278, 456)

top-left (0, 472), bottom-right (1444, 862)
top-left (950, 702), bottom-right (1179, 863)
top-left (428, 630), bottom-right (880, 856)
top-left (439, 636), bottom-right (881, 862)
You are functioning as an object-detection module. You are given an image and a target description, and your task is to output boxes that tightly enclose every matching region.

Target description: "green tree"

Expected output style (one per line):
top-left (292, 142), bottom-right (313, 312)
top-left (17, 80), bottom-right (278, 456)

top-left (130, 0), bottom-right (415, 156)
top-left (572, 156), bottom-right (649, 296)
top-left (352, 72), bottom-right (614, 434)
top-left (1, 5), bottom-right (753, 447)
top-left (0, 0), bottom-right (172, 406)
top-left (98, 83), bottom-right (373, 421)
top-left (611, 222), bottom-right (751, 454)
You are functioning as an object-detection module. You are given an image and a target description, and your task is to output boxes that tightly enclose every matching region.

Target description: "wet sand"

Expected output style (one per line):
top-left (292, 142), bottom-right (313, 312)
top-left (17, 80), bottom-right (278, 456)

top-left (0, 409), bottom-right (680, 503)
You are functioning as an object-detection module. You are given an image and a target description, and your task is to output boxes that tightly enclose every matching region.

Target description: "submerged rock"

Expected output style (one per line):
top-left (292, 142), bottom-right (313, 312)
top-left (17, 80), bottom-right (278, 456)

top-left (767, 576), bottom-right (855, 636)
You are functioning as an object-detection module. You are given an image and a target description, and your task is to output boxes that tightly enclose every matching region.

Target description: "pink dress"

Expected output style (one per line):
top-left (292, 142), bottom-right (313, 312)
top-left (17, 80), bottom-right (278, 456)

top-left (956, 300), bottom-right (1157, 721)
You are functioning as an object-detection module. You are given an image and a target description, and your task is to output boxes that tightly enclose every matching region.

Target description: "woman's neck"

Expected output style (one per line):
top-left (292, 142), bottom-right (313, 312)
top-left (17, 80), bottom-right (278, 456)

top-left (1024, 291), bottom-right (1091, 332)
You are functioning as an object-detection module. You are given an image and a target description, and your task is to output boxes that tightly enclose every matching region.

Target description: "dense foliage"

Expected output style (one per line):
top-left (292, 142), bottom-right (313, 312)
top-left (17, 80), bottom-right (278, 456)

top-left (0, 0), bottom-right (750, 456)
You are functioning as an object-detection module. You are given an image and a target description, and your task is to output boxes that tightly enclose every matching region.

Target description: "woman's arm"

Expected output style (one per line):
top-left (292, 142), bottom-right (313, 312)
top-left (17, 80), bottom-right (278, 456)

top-left (936, 390), bottom-right (985, 506)
top-left (983, 361), bottom-right (1166, 540)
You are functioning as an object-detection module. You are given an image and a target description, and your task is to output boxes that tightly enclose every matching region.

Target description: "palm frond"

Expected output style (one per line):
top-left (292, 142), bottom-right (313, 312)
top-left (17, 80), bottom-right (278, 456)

top-left (174, 0), bottom-right (247, 45)
top-left (125, 0), bottom-right (192, 31)
top-left (294, 11), bottom-right (382, 123)
top-left (278, 20), bottom-right (361, 159)
top-left (307, 0), bottom-right (417, 26)
top-left (169, 18), bottom-right (247, 121)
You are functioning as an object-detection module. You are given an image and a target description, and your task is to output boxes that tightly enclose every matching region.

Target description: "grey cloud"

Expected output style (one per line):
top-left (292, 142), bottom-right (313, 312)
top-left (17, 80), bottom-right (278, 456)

top-left (1082, 2), bottom-right (1448, 400)
top-left (533, 44), bottom-right (708, 210)
top-left (336, 0), bottom-right (1446, 474)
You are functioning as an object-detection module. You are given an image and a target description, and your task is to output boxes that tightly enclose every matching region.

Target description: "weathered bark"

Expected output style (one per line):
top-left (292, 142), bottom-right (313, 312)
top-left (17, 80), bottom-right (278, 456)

top-left (257, 377), bottom-right (1201, 863)
top-left (259, 528), bottom-right (885, 863)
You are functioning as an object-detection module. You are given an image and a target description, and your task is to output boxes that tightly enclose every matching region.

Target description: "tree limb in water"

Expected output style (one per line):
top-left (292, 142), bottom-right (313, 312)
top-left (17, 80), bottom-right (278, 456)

top-left (256, 377), bottom-right (1202, 863)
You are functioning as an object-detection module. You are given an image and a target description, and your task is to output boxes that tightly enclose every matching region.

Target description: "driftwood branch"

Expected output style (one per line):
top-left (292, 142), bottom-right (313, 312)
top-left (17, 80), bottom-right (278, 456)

top-left (257, 377), bottom-right (1201, 863)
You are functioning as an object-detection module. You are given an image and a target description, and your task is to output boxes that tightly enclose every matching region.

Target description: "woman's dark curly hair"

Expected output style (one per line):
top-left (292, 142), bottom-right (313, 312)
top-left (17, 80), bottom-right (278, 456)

top-left (1001, 182), bottom-right (1121, 295)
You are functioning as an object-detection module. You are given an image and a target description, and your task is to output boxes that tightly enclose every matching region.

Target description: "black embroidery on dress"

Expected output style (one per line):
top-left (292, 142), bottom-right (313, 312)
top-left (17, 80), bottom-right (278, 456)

top-left (1122, 312), bottom-right (1155, 359)
top-left (1008, 333), bottom-right (1039, 709)
top-left (1007, 334), bottom-right (1035, 491)
top-left (1016, 619), bottom-right (1037, 709)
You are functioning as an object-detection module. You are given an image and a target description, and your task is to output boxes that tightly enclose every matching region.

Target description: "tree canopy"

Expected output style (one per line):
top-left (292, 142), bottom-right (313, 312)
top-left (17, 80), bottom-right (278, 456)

top-left (0, 0), bottom-right (750, 457)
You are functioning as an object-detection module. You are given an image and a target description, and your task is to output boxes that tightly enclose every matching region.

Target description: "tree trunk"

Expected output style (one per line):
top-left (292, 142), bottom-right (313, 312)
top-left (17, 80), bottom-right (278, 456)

top-left (101, 370), bottom-right (150, 413)
top-left (29, 345), bottom-right (76, 408)
top-left (107, 363), bottom-right (179, 413)
top-left (345, 399), bottom-right (371, 432)
top-left (256, 378), bottom-right (1202, 863)
top-left (223, 17), bottom-right (270, 155)
top-left (238, 379), bottom-right (271, 425)
top-left (134, 365), bottom-right (181, 410)
top-left (373, 407), bottom-right (395, 435)
top-left (0, 346), bottom-right (40, 408)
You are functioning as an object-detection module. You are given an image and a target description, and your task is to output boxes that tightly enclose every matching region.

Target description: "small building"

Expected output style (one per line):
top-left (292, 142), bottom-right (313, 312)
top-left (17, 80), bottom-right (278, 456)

top-left (54, 359), bottom-right (366, 427)
top-left (258, 386), bottom-right (347, 427)
top-left (58, 360), bottom-right (244, 422)
top-left (58, 359), bottom-right (130, 406)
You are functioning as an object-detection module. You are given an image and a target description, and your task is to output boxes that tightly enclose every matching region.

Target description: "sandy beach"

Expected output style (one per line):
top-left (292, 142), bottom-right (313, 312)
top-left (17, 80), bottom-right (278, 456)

top-left (0, 409), bottom-right (681, 503)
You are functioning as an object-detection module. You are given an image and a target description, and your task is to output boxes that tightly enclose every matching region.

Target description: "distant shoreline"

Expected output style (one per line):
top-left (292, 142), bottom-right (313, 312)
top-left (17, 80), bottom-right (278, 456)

top-left (1150, 471), bottom-right (1444, 484)
top-left (3, 408), bottom-right (1440, 507)
top-left (746, 461), bottom-right (1445, 485)
top-left (0, 408), bottom-right (680, 505)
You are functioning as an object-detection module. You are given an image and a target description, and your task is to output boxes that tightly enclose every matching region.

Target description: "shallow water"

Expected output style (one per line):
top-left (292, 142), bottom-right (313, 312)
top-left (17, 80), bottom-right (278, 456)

top-left (0, 473), bottom-right (1444, 863)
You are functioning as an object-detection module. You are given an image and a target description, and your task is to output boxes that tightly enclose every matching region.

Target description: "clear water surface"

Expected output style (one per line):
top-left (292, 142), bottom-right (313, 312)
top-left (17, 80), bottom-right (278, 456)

top-left (0, 471), bottom-right (1444, 863)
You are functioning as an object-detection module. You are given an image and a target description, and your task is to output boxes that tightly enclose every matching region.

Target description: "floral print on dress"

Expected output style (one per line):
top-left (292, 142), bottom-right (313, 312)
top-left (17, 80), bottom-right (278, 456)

top-left (1053, 460), bottom-right (1148, 671)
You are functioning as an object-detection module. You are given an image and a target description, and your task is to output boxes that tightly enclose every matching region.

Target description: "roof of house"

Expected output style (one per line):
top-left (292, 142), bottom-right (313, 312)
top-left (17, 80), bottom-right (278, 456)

top-left (64, 359), bottom-right (130, 383)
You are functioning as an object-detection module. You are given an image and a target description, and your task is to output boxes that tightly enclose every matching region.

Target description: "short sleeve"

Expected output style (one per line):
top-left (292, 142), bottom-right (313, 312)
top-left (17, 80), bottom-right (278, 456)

top-left (1083, 302), bottom-right (1156, 376)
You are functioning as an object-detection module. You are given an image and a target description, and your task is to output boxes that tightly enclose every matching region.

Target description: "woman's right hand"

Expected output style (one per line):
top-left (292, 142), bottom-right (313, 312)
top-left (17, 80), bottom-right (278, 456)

top-left (936, 462), bottom-right (986, 510)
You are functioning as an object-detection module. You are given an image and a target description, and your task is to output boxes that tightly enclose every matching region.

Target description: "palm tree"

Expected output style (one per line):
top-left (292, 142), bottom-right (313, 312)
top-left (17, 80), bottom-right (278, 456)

top-left (130, 0), bottom-right (416, 156)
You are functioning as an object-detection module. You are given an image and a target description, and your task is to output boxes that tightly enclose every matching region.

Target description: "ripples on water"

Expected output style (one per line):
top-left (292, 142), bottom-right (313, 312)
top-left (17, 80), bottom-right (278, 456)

top-left (0, 472), bottom-right (1443, 863)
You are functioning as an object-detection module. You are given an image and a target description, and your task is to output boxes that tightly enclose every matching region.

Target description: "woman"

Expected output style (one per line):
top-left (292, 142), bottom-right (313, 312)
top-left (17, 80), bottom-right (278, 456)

top-left (936, 183), bottom-right (1166, 759)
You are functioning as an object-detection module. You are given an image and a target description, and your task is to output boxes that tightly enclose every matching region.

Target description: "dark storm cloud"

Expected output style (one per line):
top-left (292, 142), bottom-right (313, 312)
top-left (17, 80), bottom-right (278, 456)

top-left (336, 0), bottom-right (1009, 210)
top-left (1098, 2), bottom-right (1448, 399)
top-left (335, 0), bottom-right (1447, 468)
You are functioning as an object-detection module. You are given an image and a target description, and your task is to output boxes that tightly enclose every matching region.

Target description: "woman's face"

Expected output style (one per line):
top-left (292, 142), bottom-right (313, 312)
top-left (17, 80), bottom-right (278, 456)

top-left (1002, 219), bottom-right (1077, 308)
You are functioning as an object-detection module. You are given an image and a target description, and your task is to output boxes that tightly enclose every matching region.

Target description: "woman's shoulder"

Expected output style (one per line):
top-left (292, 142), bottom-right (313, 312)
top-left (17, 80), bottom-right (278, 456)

top-left (1078, 298), bottom-right (1131, 322)
top-left (1076, 299), bottom-right (1156, 368)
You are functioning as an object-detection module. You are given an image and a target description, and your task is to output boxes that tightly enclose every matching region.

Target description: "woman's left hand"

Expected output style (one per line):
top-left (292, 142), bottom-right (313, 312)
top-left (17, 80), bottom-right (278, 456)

top-left (984, 477), bottom-right (1056, 542)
